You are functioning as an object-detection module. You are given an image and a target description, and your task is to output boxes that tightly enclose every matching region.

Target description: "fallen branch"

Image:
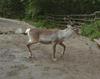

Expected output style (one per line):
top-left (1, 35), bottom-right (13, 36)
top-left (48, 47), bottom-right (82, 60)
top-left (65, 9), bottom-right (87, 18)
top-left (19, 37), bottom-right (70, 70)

top-left (94, 38), bottom-right (100, 47)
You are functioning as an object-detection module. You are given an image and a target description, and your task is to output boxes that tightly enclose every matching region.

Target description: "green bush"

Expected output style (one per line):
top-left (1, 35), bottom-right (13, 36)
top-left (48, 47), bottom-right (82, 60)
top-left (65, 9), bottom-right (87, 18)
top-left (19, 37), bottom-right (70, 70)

top-left (95, 21), bottom-right (100, 31)
top-left (33, 20), bottom-right (57, 28)
top-left (0, 0), bottom-right (25, 19)
top-left (81, 20), bottom-right (100, 40)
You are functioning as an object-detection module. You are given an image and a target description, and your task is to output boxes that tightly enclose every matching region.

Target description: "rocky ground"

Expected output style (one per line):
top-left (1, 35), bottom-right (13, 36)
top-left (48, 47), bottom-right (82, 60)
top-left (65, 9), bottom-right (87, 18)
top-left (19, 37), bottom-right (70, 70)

top-left (0, 18), bottom-right (100, 79)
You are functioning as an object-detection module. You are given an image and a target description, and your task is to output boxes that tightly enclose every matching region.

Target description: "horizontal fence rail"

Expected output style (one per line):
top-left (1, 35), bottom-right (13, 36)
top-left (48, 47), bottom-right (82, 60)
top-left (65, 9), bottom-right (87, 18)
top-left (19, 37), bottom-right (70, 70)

top-left (45, 11), bottom-right (100, 27)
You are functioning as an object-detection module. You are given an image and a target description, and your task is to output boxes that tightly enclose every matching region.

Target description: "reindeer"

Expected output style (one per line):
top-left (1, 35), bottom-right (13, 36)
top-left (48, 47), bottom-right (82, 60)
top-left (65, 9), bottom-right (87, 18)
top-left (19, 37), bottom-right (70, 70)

top-left (25, 24), bottom-right (79, 61)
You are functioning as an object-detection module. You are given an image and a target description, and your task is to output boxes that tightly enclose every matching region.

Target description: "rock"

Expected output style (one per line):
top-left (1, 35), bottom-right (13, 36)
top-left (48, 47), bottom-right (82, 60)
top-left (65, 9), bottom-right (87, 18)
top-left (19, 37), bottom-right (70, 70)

top-left (15, 28), bottom-right (24, 34)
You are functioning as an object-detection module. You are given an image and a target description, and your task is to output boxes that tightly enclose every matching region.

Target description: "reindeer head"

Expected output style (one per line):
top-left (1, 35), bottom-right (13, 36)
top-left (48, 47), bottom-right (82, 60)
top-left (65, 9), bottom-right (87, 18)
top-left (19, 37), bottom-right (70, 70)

top-left (72, 25), bottom-right (81, 35)
top-left (66, 24), bottom-right (81, 35)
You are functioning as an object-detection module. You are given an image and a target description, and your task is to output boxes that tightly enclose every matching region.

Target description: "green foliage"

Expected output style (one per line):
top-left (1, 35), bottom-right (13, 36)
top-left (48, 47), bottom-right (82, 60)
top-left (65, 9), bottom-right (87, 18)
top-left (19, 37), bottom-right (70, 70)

top-left (0, 0), bottom-right (100, 20)
top-left (0, 0), bottom-right (25, 19)
top-left (95, 20), bottom-right (100, 31)
top-left (25, 0), bottom-right (100, 18)
top-left (81, 20), bottom-right (100, 40)
top-left (33, 20), bottom-right (56, 28)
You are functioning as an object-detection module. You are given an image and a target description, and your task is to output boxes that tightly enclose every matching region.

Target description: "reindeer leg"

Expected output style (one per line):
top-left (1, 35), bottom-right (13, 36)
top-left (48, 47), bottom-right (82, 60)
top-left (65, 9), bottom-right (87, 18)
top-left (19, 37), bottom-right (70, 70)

top-left (59, 42), bottom-right (66, 57)
top-left (26, 43), bottom-right (33, 58)
top-left (26, 42), bottom-right (37, 58)
top-left (52, 43), bottom-right (57, 61)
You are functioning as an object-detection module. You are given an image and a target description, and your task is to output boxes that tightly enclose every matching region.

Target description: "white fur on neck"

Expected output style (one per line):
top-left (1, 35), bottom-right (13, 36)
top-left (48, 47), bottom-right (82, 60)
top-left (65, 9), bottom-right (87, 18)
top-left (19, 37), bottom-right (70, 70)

top-left (58, 27), bottom-right (73, 39)
top-left (25, 28), bottom-right (33, 43)
top-left (25, 28), bottom-right (31, 33)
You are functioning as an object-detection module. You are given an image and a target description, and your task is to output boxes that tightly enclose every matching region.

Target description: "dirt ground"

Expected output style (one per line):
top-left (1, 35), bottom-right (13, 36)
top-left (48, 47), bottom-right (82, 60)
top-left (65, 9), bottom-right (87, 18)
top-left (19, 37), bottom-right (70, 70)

top-left (0, 18), bottom-right (100, 79)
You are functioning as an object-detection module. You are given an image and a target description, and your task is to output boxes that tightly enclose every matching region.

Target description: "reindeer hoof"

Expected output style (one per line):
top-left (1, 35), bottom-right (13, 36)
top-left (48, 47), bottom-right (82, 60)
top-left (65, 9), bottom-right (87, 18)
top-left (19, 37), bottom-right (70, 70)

top-left (52, 58), bottom-right (57, 61)
top-left (29, 56), bottom-right (37, 60)
top-left (60, 54), bottom-right (64, 58)
top-left (29, 56), bottom-right (32, 58)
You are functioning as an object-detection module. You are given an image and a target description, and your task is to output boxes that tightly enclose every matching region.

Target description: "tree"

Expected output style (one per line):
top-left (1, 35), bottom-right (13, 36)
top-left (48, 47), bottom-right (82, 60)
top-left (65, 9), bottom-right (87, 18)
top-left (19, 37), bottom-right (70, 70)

top-left (0, 0), bottom-right (25, 19)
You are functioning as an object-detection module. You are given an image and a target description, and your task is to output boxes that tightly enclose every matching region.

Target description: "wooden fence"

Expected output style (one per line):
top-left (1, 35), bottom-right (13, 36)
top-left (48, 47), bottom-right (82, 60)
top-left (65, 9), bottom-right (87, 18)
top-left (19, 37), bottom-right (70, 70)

top-left (45, 11), bottom-right (100, 27)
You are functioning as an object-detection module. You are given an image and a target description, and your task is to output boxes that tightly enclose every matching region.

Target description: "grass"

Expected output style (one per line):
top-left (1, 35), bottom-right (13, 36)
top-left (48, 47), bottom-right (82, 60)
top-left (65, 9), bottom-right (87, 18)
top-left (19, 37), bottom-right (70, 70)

top-left (33, 20), bottom-right (57, 28)
top-left (81, 20), bottom-right (100, 40)
top-left (24, 19), bottom-right (57, 29)
top-left (24, 15), bottom-right (57, 29)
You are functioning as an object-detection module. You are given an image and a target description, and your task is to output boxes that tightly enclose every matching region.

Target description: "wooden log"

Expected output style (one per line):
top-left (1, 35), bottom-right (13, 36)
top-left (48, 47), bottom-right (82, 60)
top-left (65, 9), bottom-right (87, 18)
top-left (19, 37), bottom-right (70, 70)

top-left (94, 39), bottom-right (100, 47)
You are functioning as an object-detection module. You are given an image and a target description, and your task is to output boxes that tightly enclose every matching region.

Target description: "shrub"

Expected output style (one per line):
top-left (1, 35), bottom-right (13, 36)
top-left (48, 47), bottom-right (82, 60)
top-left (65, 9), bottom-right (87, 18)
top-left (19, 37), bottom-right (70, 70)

top-left (33, 20), bottom-right (56, 28)
top-left (81, 20), bottom-right (100, 40)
